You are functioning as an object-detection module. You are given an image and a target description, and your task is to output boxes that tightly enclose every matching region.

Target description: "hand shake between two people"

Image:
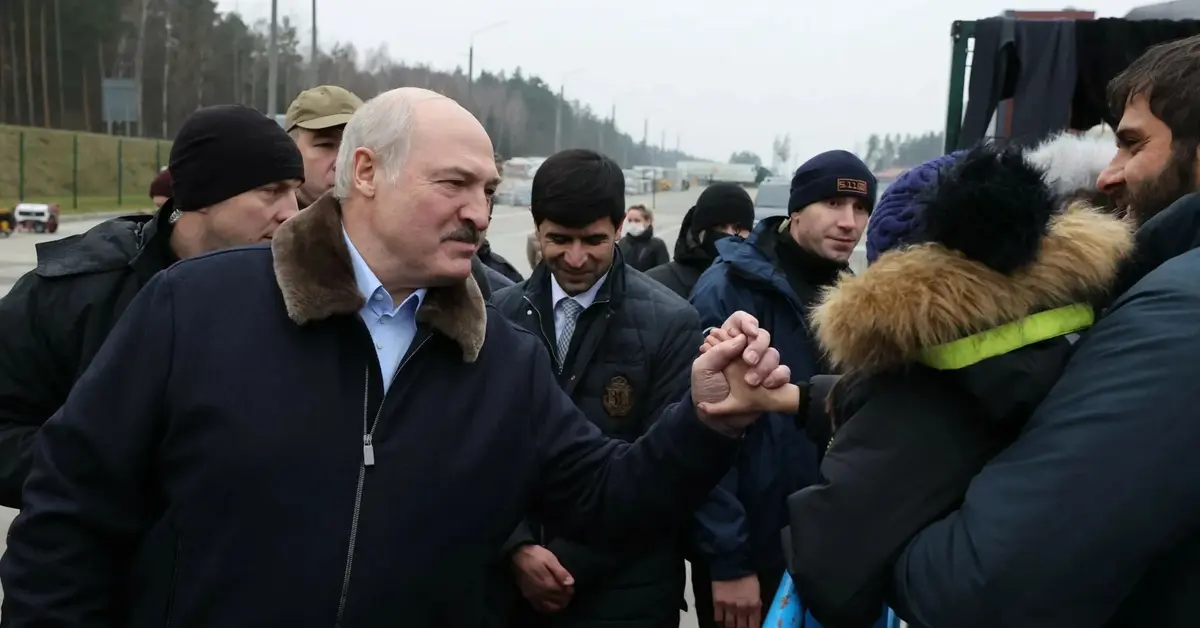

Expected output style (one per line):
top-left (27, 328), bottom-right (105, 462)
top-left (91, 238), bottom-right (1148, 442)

top-left (692, 311), bottom-right (801, 436)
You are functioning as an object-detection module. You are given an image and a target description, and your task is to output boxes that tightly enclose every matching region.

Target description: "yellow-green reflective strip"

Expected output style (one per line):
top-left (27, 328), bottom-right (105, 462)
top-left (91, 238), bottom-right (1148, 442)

top-left (918, 303), bottom-right (1094, 371)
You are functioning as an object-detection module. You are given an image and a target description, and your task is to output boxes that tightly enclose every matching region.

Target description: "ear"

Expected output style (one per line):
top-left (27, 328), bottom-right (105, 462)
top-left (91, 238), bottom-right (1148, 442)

top-left (352, 147), bottom-right (378, 199)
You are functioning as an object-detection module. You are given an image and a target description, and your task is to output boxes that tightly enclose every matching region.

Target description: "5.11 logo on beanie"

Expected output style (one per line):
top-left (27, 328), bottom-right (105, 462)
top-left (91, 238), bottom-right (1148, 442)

top-left (836, 178), bottom-right (869, 195)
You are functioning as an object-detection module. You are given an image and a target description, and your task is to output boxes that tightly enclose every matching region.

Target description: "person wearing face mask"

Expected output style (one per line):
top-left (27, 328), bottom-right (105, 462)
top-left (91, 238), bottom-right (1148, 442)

top-left (617, 204), bottom-right (670, 272)
top-left (646, 183), bottom-right (754, 299)
top-left (687, 150), bottom-right (874, 628)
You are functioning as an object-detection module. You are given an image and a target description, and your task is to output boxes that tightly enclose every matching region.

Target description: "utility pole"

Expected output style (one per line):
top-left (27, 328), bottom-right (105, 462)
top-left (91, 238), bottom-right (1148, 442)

top-left (266, 0), bottom-right (279, 117)
top-left (467, 21), bottom-right (507, 112)
top-left (554, 83), bottom-right (563, 153)
top-left (310, 0), bottom-right (318, 87)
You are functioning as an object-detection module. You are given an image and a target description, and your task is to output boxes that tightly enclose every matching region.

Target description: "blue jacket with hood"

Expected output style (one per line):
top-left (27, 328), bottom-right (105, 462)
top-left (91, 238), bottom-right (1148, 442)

top-left (687, 216), bottom-right (827, 585)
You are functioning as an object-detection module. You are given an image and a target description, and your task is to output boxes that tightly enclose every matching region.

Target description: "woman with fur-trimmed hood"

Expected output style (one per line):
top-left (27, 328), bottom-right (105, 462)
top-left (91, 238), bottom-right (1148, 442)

top-left (708, 143), bottom-right (1135, 627)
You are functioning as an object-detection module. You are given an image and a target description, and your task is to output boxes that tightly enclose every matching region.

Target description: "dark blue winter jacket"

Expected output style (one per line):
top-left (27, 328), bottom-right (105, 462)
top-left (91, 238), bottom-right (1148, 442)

top-left (687, 217), bottom-right (827, 584)
top-left (891, 193), bottom-right (1200, 628)
top-left (0, 195), bottom-right (740, 628)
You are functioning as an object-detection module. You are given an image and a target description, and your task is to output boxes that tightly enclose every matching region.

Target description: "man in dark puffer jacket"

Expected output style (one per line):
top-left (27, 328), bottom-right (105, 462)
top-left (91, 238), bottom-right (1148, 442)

top-left (493, 149), bottom-right (702, 628)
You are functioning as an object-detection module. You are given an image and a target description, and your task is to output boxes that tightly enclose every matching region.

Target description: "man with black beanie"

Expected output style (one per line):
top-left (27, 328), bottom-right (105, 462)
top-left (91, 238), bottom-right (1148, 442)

top-left (0, 103), bottom-right (305, 508)
top-left (645, 183), bottom-right (754, 299)
top-left (687, 149), bottom-right (875, 628)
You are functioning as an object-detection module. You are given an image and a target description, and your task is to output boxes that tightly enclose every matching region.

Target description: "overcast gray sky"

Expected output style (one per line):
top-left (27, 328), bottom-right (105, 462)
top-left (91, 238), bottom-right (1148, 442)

top-left (219, 0), bottom-right (1144, 164)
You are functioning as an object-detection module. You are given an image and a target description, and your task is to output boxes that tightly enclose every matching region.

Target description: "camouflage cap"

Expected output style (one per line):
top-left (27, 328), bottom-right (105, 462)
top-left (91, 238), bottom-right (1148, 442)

top-left (285, 85), bottom-right (363, 132)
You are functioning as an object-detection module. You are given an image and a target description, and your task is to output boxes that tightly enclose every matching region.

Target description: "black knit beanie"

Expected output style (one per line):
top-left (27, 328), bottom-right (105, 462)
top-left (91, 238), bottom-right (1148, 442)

top-left (788, 150), bottom-right (877, 214)
top-left (169, 104), bottom-right (305, 211)
top-left (692, 183), bottom-right (755, 232)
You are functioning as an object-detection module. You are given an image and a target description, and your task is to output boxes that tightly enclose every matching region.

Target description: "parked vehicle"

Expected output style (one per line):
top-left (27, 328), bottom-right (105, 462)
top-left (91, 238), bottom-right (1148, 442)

top-left (0, 209), bottom-right (13, 237)
top-left (12, 203), bottom-right (61, 234)
top-left (753, 180), bottom-right (790, 222)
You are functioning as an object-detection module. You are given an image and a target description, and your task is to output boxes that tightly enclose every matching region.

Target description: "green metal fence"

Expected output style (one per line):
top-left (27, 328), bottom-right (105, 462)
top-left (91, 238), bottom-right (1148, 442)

top-left (0, 125), bottom-right (171, 213)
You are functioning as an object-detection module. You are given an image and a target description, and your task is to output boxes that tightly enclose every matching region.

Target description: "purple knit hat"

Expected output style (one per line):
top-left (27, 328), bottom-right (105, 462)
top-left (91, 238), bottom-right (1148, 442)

top-left (866, 151), bottom-right (965, 264)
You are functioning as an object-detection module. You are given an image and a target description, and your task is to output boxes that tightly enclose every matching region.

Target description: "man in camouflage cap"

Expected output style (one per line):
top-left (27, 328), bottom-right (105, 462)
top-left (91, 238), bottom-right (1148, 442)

top-left (285, 85), bottom-right (364, 208)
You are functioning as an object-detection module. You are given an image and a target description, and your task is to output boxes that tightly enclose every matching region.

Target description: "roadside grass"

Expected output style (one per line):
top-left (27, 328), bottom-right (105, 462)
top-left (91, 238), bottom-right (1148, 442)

top-left (0, 125), bottom-right (169, 214)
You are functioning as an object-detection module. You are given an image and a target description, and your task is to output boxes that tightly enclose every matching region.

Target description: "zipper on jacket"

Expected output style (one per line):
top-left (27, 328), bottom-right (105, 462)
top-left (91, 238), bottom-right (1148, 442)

top-left (523, 295), bottom-right (561, 372)
top-left (333, 336), bottom-right (431, 628)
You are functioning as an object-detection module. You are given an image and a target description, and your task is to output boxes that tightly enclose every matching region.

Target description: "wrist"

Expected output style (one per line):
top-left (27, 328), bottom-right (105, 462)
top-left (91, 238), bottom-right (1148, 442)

top-left (696, 407), bottom-right (746, 438)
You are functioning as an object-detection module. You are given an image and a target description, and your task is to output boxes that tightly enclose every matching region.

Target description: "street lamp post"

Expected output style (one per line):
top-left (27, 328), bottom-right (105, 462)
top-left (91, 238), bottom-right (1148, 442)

top-left (467, 21), bottom-right (507, 110)
top-left (553, 68), bottom-right (585, 153)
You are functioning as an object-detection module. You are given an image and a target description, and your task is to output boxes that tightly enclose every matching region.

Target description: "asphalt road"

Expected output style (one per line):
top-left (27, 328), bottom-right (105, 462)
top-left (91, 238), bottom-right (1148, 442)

top-left (0, 188), bottom-right (867, 623)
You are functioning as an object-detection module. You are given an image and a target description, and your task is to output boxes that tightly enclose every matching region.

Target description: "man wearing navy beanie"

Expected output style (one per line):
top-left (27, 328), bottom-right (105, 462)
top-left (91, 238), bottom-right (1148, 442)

top-left (686, 149), bottom-right (874, 628)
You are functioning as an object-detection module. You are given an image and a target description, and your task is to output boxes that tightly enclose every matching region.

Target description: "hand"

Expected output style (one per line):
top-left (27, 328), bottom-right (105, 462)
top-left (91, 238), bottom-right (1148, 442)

top-left (712, 574), bottom-right (761, 628)
top-left (700, 326), bottom-right (793, 389)
top-left (511, 545), bottom-right (574, 613)
top-left (700, 314), bottom-right (792, 388)
top-left (691, 335), bottom-right (789, 437)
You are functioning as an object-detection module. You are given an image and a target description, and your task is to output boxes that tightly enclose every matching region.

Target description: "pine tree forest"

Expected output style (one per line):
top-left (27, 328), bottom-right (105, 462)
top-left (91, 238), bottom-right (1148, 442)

top-left (0, 0), bottom-right (694, 165)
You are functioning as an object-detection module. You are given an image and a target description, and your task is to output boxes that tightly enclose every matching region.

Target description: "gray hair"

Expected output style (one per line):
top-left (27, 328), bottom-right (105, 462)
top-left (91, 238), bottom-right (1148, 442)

top-left (333, 87), bottom-right (446, 199)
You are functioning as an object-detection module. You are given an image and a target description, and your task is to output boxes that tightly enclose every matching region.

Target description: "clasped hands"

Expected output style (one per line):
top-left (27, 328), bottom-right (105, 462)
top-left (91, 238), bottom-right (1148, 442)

top-left (691, 312), bottom-right (801, 436)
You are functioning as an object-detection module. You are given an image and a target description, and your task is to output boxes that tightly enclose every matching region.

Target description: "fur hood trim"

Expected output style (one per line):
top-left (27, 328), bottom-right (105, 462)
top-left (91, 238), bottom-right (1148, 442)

top-left (270, 193), bottom-right (486, 363)
top-left (811, 202), bottom-right (1133, 374)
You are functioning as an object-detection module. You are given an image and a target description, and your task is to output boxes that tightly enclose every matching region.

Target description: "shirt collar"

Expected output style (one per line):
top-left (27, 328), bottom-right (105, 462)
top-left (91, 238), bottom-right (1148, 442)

top-left (550, 270), bottom-right (608, 312)
top-left (342, 227), bottom-right (426, 317)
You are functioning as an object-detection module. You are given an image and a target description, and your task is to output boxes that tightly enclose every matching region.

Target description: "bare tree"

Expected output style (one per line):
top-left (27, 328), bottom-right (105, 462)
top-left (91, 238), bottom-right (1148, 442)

top-left (134, 0), bottom-right (152, 135)
top-left (7, 17), bottom-right (17, 125)
top-left (39, 2), bottom-right (50, 127)
top-left (53, 0), bottom-right (63, 127)
top-left (772, 134), bottom-right (792, 171)
top-left (163, 0), bottom-right (173, 137)
top-left (23, 0), bottom-right (34, 125)
top-left (0, 5), bottom-right (8, 124)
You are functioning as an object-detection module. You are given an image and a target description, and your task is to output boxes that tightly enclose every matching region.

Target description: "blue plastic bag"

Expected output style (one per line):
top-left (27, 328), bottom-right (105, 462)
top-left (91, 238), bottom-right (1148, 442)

top-left (762, 572), bottom-right (901, 628)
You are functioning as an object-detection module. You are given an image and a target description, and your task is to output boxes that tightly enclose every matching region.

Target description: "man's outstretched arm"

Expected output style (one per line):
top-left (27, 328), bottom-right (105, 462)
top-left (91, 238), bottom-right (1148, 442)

top-left (530, 323), bottom-right (786, 545)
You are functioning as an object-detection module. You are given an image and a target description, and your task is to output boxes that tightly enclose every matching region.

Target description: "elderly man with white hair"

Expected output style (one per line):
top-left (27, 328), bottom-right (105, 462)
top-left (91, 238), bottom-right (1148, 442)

top-left (0, 88), bottom-right (793, 628)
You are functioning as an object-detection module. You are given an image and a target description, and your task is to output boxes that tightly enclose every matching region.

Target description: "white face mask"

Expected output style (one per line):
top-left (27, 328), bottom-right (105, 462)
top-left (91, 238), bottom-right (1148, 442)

top-left (625, 222), bottom-right (647, 236)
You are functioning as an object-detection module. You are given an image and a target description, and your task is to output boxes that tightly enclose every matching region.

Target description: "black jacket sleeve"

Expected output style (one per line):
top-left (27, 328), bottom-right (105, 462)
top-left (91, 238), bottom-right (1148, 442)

top-left (526, 341), bottom-right (738, 546)
top-left (785, 369), bottom-right (1006, 627)
top-left (0, 270), bottom-right (176, 627)
top-left (651, 239), bottom-right (671, 269)
top-left (0, 271), bottom-right (71, 507)
top-left (644, 306), bottom-right (703, 432)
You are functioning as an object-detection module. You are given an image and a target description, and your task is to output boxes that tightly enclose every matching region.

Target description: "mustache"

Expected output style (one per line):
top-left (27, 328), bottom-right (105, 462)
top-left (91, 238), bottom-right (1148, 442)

top-left (441, 222), bottom-right (482, 245)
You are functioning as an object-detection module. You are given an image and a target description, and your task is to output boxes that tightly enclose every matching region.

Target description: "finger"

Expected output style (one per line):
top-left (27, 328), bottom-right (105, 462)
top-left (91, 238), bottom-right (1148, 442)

top-left (742, 327), bottom-right (771, 365)
top-left (746, 345), bottom-right (781, 386)
top-left (762, 362), bottom-right (792, 389)
top-left (749, 608), bottom-right (762, 628)
top-left (536, 599), bottom-right (564, 613)
top-left (697, 335), bottom-right (748, 372)
top-left (722, 311), bottom-right (760, 338)
top-left (543, 559), bottom-right (575, 587)
top-left (698, 397), bottom-right (754, 417)
top-left (713, 604), bottom-right (725, 626)
top-left (736, 611), bottom-right (750, 628)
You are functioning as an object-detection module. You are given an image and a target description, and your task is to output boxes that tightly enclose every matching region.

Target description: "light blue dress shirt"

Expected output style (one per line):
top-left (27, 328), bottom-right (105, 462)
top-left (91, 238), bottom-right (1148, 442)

top-left (343, 228), bottom-right (425, 394)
